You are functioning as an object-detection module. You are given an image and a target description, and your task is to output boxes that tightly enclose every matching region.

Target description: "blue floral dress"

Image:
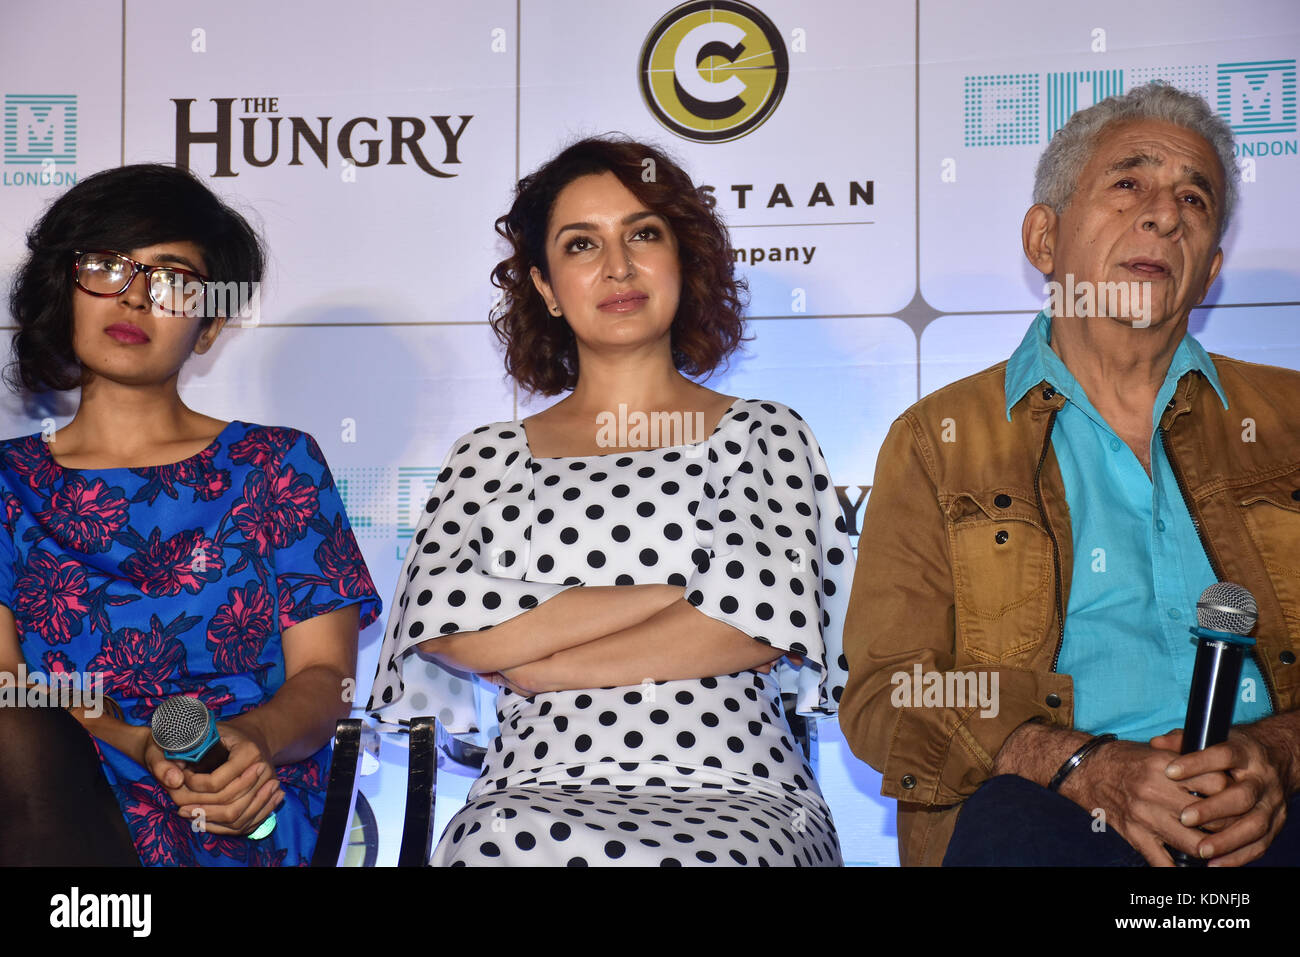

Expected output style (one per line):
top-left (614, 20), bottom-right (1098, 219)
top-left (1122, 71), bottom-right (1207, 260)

top-left (0, 421), bottom-right (380, 866)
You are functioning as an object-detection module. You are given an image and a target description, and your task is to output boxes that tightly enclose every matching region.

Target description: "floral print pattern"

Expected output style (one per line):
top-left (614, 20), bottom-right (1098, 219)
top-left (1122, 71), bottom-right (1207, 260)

top-left (0, 422), bottom-right (381, 866)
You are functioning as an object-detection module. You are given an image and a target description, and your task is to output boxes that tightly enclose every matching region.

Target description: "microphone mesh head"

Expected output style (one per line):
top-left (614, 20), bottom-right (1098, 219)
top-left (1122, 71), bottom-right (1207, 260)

top-left (150, 695), bottom-right (212, 752)
top-left (1196, 582), bottom-right (1258, 635)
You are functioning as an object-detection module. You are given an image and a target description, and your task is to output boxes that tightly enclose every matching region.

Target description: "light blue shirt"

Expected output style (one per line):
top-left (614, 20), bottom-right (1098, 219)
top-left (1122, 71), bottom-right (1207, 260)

top-left (1004, 310), bottom-right (1272, 741)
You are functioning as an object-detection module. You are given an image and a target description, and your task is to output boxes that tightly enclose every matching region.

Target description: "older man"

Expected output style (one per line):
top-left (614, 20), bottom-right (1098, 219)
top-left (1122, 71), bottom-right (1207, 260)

top-left (841, 83), bottom-right (1300, 866)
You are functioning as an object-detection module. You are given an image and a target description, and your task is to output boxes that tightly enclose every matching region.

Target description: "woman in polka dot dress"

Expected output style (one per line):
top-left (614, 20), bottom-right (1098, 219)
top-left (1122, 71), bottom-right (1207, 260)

top-left (368, 137), bottom-right (854, 866)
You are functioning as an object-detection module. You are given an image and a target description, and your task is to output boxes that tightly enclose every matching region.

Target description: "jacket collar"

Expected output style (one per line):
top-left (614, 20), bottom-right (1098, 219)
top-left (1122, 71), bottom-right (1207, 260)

top-left (1004, 309), bottom-right (1229, 422)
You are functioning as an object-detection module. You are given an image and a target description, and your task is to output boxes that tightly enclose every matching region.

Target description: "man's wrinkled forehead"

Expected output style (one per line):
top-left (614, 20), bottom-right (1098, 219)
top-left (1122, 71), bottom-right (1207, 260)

top-left (1085, 121), bottom-right (1225, 208)
top-left (1101, 149), bottom-right (1221, 209)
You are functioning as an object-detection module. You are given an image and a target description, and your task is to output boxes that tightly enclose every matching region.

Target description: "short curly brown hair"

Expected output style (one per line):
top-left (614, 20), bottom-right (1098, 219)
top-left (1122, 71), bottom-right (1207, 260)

top-left (490, 136), bottom-right (748, 396)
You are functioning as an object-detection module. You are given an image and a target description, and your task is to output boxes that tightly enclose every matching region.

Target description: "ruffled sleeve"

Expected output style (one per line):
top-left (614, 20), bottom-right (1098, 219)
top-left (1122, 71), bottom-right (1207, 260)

top-left (366, 423), bottom-right (579, 731)
top-left (685, 401), bottom-right (853, 715)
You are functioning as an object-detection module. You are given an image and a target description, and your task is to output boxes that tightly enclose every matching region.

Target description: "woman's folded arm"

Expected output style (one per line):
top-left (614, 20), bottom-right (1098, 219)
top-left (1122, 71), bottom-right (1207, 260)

top-left (499, 598), bottom-right (784, 693)
top-left (414, 583), bottom-right (681, 674)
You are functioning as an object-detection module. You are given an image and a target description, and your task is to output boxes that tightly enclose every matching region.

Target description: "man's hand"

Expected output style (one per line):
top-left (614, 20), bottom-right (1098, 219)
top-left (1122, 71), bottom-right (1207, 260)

top-left (1153, 727), bottom-right (1289, 866)
top-left (1060, 737), bottom-right (1232, 867)
top-left (143, 721), bottom-right (283, 837)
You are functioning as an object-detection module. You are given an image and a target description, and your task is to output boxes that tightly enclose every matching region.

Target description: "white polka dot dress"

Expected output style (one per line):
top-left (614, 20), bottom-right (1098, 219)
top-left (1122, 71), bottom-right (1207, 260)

top-left (368, 399), bottom-right (854, 865)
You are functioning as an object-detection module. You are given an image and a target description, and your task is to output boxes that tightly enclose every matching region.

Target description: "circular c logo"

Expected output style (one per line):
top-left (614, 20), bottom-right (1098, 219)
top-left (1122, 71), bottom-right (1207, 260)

top-left (639, 1), bottom-right (789, 143)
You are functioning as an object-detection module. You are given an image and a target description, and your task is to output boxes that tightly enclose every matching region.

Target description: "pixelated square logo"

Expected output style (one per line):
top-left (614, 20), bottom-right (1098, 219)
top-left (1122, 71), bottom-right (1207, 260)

top-left (1127, 65), bottom-right (1212, 102)
top-left (3, 94), bottom-right (77, 165)
top-left (1045, 70), bottom-right (1123, 139)
top-left (1217, 60), bottom-right (1296, 134)
top-left (335, 467), bottom-right (388, 536)
top-left (964, 74), bottom-right (1039, 147)
top-left (396, 466), bottom-right (444, 546)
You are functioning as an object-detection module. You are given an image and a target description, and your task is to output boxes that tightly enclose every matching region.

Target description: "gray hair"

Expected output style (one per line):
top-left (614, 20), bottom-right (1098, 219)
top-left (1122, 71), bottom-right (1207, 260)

top-left (1032, 82), bottom-right (1239, 239)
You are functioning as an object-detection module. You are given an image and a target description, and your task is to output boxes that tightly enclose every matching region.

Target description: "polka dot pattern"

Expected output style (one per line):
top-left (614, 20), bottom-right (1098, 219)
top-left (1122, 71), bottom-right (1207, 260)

top-left (431, 671), bottom-right (841, 867)
top-left (368, 399), bottom-right (854, 865)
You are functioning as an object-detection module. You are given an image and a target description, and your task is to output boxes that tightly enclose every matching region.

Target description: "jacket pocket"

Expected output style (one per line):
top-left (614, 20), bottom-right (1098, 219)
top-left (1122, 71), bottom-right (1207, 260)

top-left (1239, 473), bottom-right (1300, 640)
top-left (946, 492), bottom-right (1053, 663)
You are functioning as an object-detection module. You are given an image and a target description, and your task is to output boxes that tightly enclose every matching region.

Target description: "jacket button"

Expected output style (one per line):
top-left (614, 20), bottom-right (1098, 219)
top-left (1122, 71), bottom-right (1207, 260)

top-left (900, 774), bottom-right (917, 790)
top-left (1282, 651), bottom-right (1297, 665)
top-left (994, 494), bottom-right (1012, 508)
top-left (1291, 490), bottom-right (1300, 502)
top-left (995, 530), bottom-right (1009, 544)
top-left (1045, 693), bottom-right (1061, 708)
top-left (1042, 387), bottom-right (1056, 400)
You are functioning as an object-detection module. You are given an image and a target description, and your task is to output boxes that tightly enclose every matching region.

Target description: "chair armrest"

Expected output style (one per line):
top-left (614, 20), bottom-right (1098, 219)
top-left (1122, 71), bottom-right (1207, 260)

top-left (437, 721), bottom-right (487, 769)
top-left (397, 716), bottom-right (439, 867)
top-left (311, 718), bottom-right (365, 867)
top-left (782, 692), bottom-right (819, 775)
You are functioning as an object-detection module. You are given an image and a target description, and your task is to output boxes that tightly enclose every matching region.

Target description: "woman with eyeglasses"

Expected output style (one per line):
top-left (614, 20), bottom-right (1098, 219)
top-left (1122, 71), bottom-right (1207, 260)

top-left (368, 137), bottom-right (853, 866)
top-left (0, 164), bottom-right (381, 866)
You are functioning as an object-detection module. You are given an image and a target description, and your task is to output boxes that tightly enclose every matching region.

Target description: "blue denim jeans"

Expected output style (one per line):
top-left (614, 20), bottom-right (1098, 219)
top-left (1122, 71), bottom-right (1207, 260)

top-left (943, 774), bottom-right (1300, 866)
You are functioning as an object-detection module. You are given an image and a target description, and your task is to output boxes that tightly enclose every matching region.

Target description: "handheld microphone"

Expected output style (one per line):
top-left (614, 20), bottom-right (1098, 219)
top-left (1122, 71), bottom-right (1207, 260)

top-left (151, 694), bottom-right (277, 840)
top-left (1173, 582), bottom-right (1258, 867)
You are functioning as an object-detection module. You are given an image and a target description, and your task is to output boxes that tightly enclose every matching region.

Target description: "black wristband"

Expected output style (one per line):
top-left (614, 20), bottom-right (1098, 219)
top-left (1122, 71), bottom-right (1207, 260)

top-left (1048, 733), bottom-right (1117, 792)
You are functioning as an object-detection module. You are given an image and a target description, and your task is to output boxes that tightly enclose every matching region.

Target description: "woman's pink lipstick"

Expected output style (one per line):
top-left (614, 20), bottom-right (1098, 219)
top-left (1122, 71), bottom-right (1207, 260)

top-left (105, 323), bottom-right (150, 344)
top-left (597, 292), bottom-right (648, 313)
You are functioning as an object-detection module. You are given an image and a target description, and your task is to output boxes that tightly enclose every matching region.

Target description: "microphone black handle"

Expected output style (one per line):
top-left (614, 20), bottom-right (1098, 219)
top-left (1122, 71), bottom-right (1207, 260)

top-left (1181, 639), bottom-right (1246, 755)
top-left (1173, 638), bottom-right (1246, 867)
top-left (186, 738), bottom-right (229, 774)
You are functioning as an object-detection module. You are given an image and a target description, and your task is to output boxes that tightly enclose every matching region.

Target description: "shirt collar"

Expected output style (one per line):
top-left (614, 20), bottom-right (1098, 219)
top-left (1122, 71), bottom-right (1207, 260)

top-left (1004, 309), bottom-right (1229, 421)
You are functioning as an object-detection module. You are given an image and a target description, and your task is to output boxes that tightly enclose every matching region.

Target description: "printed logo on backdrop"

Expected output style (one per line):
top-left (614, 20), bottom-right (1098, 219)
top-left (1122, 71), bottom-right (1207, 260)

top-left (963, 74), bottom-right (1039, 147)
top-left (171, 97), bottom-right (473, 178)
top-left (639, 0), bottom-right (788, 143)
top-left (333, 467), bottom-right (387, 539)
top-left (963, 59), bottom-right (1296, 158)
top-left (1217, 60), bottom-right (1296, 135)
top-left (1044, 70), bottom-right (1122, 140)
top-left (396, 467), bottom-right (442, 557)
top-left (336, 466), bottom-right (448, 556)
top-left (1128, 65), bottom-right (1211, 101)
top-left (2, 94), bottom-right (78, 187)
top-left (321, 466), bottom-right (440, 557)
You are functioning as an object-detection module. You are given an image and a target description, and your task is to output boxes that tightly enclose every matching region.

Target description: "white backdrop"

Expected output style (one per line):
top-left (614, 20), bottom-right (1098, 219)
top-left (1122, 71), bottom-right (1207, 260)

top-left (3, 0), bottom-right (1298, 866)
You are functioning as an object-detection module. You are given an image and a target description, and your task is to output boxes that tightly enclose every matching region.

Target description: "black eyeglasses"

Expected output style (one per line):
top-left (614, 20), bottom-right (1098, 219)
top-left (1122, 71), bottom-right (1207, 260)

top-left (72, 250), bottom-right (209, 317)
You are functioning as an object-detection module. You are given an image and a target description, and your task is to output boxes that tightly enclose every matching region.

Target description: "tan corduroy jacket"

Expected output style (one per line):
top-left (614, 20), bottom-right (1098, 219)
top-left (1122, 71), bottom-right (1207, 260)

top-left (840, 354), bottom-right (1300, 866)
